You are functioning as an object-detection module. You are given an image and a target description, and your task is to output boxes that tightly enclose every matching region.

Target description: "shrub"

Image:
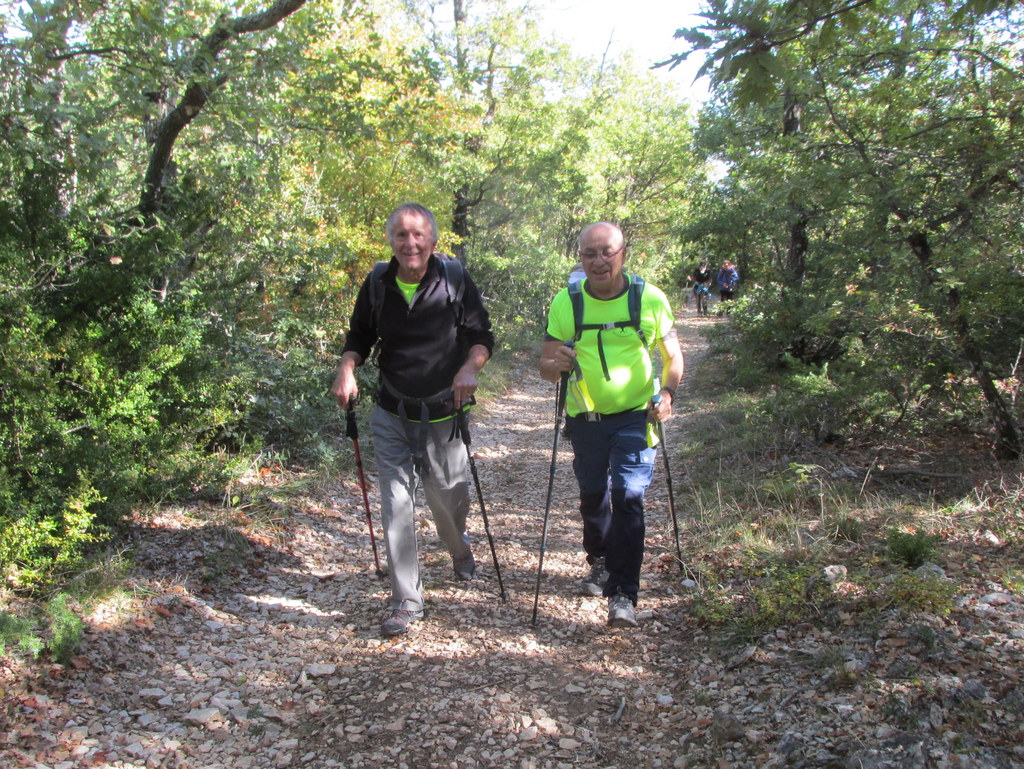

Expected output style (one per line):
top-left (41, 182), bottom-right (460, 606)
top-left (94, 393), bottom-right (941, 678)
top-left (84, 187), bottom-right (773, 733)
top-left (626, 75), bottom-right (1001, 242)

top-left (690, 560), bottom-right (836, 638)
top-left (878, 572), bottom-right (958, 615)
top-left (887, 528), bottom-right (940, 569)
top-left (0, 611), bottom-right (43, 660)
top-left (45, 594), bottom-right (83, 664)
top-left (0, 593), bottom-right (83, 663)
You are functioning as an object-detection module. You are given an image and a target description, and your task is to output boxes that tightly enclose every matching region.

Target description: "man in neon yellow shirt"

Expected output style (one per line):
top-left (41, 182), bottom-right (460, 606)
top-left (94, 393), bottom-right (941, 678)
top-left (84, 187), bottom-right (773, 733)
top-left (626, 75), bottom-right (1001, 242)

top-left (539, 222), bottom-right (684, 628)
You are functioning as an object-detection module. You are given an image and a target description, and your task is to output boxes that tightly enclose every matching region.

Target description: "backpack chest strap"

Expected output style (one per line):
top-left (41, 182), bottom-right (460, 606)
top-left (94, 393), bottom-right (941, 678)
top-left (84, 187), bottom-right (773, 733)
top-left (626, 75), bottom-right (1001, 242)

top-left (569, 274), bottom-right (648, 381)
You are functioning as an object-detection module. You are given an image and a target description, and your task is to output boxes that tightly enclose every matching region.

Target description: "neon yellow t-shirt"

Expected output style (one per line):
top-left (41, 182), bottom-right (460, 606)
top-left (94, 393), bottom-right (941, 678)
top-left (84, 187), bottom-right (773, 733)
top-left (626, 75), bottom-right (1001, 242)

top-left (546, 278), bottom-right (675, 417)
top-left (396, 277), bottom-right (419, 304)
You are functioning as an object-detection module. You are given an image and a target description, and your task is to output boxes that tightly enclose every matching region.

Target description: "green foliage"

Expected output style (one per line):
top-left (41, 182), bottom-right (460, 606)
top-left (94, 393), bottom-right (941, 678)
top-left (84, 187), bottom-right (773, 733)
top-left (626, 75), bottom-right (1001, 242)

top-left (693, 560), bottom-right (836, 638)
top-left (747, 561), bottom-right (835, 629)
top-left (0, 611), bottom-right (44, 660)
top-left (680, 0), bottom-right (1024, 454)
top-left (689, 584), bottom-right (741, 627)
top-left (0, 592), bottom-right (82, 663)
top-left (759, 462), bottom-right (822, 509)
top-left (223, 326), bottom-right (348, 466)
top-left (887, 528), bottom-right (940, 569)
top-left (833, 515), bottom-right (863, 543)
top-left (45, 593), bottom-right (83, 664)
top-left (0, 479), bottom-right (103, 587)
top-left (877, 572), bottom-right (958, 615)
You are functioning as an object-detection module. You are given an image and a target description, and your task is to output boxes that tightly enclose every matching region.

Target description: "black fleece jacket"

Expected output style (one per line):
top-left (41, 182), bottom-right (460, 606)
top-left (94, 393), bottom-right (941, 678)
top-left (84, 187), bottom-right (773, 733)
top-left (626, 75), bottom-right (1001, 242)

top-left (342, 255), bottom-right (494, 416)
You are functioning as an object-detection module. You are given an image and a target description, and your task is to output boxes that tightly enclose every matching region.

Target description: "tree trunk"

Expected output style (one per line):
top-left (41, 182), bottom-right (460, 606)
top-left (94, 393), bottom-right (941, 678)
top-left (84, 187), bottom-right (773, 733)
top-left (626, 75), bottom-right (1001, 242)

top-left (907, 231), bottom-right (1021, 459)
top-left (782, 90), bottom-right (808, 286)
top-left (453, 186), bottom-right (471, 264)
top-left (786, 215), bottom-right (808, 284)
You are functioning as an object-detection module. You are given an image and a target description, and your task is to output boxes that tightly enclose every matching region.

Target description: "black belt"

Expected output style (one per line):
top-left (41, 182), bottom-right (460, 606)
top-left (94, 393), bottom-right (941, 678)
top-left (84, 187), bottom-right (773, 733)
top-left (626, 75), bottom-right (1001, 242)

top-left (377, 376), bottom-right (456, 475)
top-left (568, 406), bottom-right (645, 423)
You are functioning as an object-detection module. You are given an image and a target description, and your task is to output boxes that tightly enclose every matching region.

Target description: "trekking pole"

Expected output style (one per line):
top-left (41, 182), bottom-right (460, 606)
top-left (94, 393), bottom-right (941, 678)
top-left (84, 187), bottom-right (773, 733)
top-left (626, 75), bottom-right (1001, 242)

top-left (346, 402), bottom-right (384, 578)
top-left (456, 403), bottom-right (507, 601)
top-left (532, 355), bottom-right (572, 626)
top-left (651, 393), bottom-right (684, 573)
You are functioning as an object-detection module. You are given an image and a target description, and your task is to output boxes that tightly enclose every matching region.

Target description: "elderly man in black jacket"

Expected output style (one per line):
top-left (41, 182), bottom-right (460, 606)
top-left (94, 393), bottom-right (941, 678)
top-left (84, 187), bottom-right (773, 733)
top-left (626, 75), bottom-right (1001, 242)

top-left (331, 203), bottom-right (494, 637)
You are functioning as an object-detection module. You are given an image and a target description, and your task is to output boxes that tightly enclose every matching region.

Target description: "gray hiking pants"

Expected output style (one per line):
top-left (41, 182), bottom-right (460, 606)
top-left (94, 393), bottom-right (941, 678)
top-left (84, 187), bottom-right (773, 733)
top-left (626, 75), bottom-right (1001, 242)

top-left (369, 405), bottom-right (472, 613)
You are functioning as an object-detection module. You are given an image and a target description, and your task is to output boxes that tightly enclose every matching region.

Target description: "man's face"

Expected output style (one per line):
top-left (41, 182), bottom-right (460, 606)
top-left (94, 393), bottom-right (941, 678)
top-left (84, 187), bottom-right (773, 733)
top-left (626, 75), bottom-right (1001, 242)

top-left (578, 224), bottom-right (626, 294)
top-left (389, 211), bottom-right (437, 278)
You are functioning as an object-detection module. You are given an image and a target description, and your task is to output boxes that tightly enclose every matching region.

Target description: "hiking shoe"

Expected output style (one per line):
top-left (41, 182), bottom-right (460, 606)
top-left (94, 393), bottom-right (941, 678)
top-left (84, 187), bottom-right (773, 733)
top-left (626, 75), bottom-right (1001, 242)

top-left (380, 608), bottom-right (423, 637)
top-left (607, 593), bottom-right (638, 628)
top-left (579, 557), bottom-right (607, 596)
top-left (453, 553), bottom-right (476, 581)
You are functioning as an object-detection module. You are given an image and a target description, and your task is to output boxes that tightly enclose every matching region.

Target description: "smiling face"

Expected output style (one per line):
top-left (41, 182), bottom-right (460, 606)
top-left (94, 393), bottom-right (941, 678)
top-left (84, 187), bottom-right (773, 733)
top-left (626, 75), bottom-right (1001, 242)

top-left (388, 209), bottom-right (438, 283)
top-left (578, 222), bottom-right (627, 299)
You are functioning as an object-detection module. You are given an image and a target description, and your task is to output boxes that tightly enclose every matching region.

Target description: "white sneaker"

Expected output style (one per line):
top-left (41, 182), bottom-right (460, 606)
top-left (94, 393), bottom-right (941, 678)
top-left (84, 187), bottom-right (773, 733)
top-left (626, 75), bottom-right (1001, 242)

top-left (607, 593), bottom-right (637, 628)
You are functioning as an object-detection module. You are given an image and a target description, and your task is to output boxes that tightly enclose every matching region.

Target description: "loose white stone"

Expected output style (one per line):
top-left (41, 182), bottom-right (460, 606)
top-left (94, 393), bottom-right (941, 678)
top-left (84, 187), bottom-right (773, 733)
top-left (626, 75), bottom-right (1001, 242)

top-left (305, 663), bottom-right (337, 677)
top-left (184, 708), bottom-right (222, 726)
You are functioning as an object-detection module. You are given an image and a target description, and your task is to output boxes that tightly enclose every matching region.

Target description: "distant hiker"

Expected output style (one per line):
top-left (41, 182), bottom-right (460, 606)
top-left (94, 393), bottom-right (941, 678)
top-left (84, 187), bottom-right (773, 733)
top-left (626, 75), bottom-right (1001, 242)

top-left (690, 260), bottom-right (713, 316)
top-left (717, 259), bottom-right (739, 303)
top-left (569, 263), bottom-right (586, 285)
top-left (691, 260), bottom-right (713, 287)
top-left (331, 202), bottom-right (495, 637)
top-left (538, 222), bottom-right (684, 628)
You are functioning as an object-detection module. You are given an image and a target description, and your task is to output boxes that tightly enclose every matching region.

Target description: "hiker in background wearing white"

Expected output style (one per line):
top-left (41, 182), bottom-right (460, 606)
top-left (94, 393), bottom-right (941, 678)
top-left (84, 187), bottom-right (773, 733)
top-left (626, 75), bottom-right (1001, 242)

top-left (538, 222), bottom-right (684, 628)
top-left (331, 203), bottom-right (494, 637)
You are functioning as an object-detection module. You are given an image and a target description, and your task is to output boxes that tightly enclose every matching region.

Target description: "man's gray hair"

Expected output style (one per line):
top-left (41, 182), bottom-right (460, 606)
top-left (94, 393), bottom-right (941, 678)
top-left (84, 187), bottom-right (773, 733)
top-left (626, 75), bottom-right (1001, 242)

top-left (386, 203), bottom-right (439, 241)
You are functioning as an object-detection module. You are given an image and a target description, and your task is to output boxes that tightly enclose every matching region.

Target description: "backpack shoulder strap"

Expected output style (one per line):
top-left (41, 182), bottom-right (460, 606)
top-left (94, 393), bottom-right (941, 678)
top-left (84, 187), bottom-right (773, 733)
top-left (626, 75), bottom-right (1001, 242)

top-left (369, 260), bottom-right (390, 331)
top-left (568, 274), bottom-right (649, 382)
top-left (569, 274), bottom-right (646, 336)
top-left (437, 256), bottom-right (466, 327)
top-left (626, 273), bottom-right (647, 347)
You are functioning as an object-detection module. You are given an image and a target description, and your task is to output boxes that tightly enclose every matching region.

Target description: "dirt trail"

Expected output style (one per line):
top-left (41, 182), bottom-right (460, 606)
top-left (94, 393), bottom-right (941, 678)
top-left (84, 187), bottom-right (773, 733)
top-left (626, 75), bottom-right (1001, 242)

top-left (14, 310), bottom-right (1019, 769)
top-left (3, 312), bottom-right (729, 769)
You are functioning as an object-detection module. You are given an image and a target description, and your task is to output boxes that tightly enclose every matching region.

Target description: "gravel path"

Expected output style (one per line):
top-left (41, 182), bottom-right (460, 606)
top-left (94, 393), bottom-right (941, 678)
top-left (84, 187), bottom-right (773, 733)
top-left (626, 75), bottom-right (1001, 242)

top-left (4, 311), bottom-right (1024, 769)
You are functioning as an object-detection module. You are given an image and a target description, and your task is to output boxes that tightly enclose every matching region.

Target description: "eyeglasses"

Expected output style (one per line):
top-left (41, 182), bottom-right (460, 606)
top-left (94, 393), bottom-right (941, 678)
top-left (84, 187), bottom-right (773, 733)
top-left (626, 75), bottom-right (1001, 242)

top-left (579, 243), bottom-right (625, 261)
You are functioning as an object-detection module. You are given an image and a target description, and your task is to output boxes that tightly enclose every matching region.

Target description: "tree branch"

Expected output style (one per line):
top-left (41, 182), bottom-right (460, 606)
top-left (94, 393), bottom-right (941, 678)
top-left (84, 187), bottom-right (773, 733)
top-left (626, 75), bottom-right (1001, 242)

top-left (139, 0), bottom-right (307, 217)
top-left (46, 46), bottom-right (135, 61)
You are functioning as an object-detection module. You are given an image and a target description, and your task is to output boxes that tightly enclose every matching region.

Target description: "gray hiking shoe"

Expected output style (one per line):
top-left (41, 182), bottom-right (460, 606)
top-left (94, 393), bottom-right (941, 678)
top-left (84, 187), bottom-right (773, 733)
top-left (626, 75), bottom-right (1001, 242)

top-left (380, 608), bottom-right (423, 637)
top-left (453, 553), bottom-right (476, 581)
top-left (607, 593), bottom-right (638, 628)
top-left (579, 557), bottom-right (607, 596)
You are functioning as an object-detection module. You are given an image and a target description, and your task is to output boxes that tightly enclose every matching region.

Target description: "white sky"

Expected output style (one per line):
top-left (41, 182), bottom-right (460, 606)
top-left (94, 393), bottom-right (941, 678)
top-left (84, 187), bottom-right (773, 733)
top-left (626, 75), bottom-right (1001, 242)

top-left (535, 0), bottom-right (710, 104)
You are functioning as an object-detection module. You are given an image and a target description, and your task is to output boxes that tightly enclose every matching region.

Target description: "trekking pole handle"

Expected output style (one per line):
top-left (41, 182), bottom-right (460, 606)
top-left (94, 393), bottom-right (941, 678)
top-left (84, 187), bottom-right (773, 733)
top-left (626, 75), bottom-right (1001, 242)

top-left (649, 392), bottom-right (672, 431)
top-left (649, 391), bottom-right (662, 416)
top-left (345, 399), bottom-right (359, 440)
top-left (457, 396), bottom-right (476, 447)
top-left (560, 340), bottom-right (577, 397)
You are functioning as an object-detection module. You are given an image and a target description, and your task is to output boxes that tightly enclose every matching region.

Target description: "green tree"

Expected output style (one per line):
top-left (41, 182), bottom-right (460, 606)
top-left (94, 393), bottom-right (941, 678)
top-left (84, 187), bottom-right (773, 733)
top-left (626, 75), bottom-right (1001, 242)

top-left (675, 0), bottom-right (1024, 457)
top-left (0, 0), bottom-right (339, 583)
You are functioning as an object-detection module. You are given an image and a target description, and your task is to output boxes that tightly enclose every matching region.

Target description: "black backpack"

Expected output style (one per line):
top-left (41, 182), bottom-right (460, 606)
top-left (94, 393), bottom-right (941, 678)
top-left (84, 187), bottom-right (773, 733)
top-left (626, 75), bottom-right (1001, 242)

top-left (568, 273), bottom-right (648, 381)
